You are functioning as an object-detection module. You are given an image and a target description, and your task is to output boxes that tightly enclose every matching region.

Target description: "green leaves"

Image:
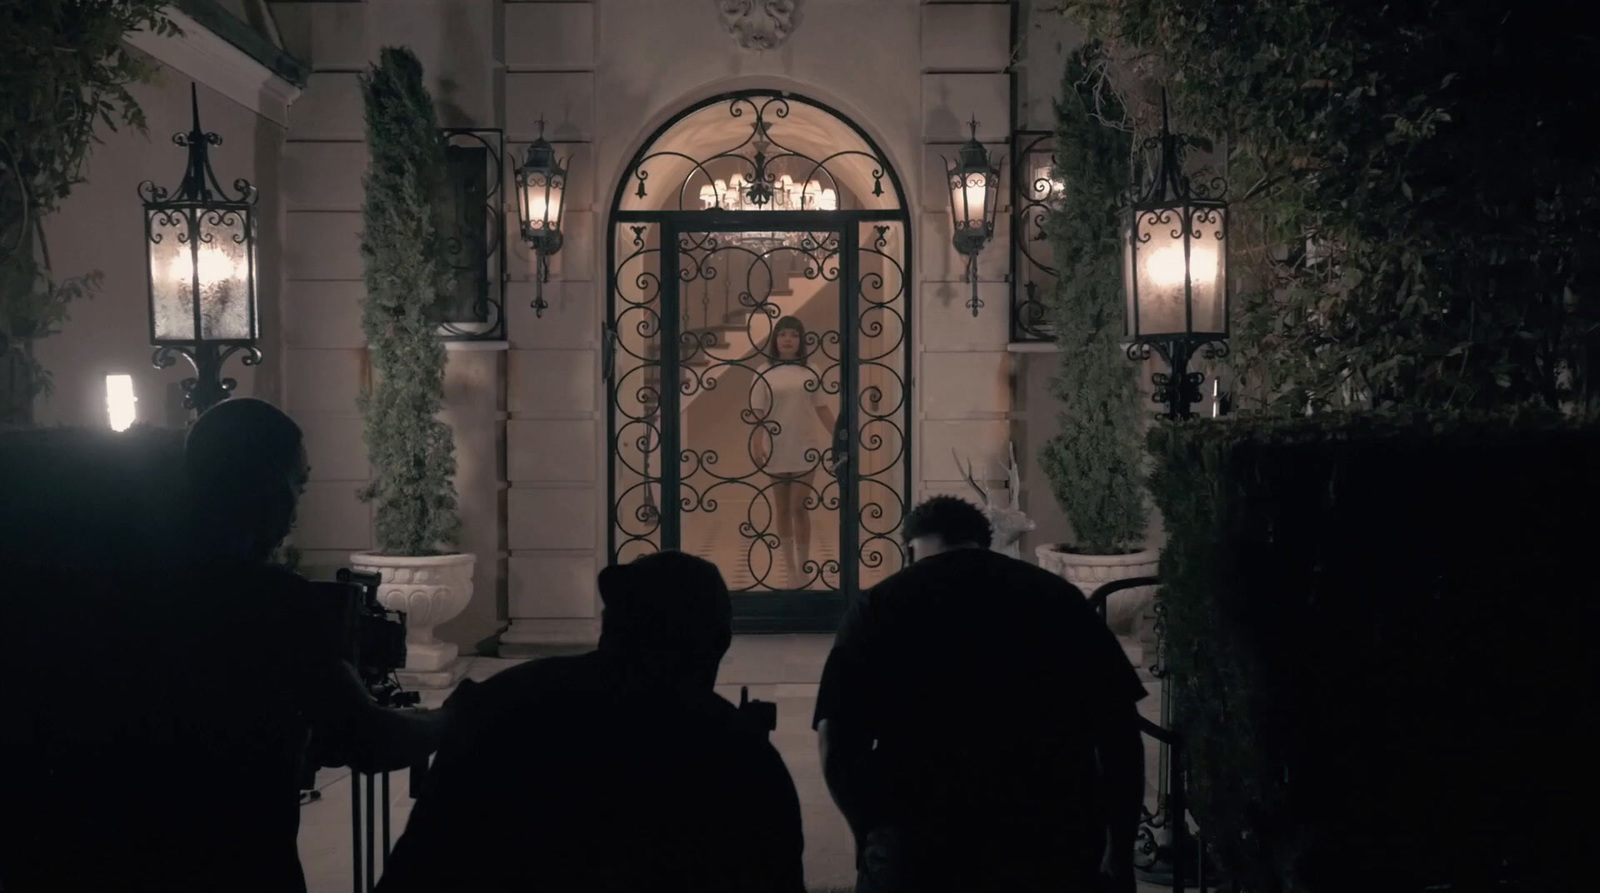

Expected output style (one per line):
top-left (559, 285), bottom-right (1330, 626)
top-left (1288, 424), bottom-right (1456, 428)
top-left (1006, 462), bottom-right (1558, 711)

top-left (357, 47), bottom-right (462, 556)
top-left (1, 1), bottom-right (174, 422)
top-left (1070, 0), bottom-right (1599, 419)
top-left (1038, 43), bottom-right (1149, 554)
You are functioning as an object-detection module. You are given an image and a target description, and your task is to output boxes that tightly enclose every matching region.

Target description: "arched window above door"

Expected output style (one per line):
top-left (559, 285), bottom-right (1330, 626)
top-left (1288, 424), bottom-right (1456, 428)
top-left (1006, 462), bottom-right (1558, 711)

top-left (615, 93), bottom-right (905, 215)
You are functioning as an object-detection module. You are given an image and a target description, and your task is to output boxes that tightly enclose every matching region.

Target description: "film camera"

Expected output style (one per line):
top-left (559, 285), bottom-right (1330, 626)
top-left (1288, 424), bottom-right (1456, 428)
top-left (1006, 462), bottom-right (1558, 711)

top-left (310, 568), bottom-right (419, 709)
top-left (737, 686), bottom-right (778, 740)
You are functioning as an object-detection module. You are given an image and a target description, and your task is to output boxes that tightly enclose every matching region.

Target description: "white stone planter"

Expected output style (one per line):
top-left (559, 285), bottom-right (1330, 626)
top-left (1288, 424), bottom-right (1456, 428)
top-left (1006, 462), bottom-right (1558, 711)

top-left (1035, 544), bottom-right (1159, 636)
top-left (349, 552), bottom-right (477, 672)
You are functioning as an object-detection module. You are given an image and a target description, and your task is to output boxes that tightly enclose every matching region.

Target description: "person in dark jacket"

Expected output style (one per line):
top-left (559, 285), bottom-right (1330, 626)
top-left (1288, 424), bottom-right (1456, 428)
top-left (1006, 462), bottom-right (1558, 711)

top-left (815, 496), bottom-right (1148, 893)
top-left (0, 400), bottom-right (443, 893)
top-left (377, 550), bottom-right (806, 893)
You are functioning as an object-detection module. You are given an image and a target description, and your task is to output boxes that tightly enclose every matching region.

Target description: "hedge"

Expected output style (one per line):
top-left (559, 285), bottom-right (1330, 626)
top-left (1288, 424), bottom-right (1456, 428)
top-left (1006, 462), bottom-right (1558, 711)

top-left (1147, 411), bottom-right (1595, 891)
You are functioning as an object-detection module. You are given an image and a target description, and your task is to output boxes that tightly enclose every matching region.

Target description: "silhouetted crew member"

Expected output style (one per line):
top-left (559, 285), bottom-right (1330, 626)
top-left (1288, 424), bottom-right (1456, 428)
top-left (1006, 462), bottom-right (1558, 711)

top-left (815, 496), bottom-right (1147, 893)
top-left (0, 399), bottom-right (444, 893)
top-left (377, 551), bottom-right (806, 893)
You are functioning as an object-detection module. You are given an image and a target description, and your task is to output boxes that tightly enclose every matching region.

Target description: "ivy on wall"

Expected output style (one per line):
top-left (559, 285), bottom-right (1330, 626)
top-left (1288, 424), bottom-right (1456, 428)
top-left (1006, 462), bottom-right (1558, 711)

top-left (358, 46), bottom-right (461, 556)
top-left (1037, 42), bottom-right (1149, 554)
top-left (1064, 0), bottom-right (1600, 417)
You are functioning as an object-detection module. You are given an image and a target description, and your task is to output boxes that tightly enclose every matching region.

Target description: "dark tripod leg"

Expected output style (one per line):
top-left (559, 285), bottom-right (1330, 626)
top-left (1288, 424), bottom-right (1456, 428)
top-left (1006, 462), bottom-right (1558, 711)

top-left (350, 771), bottom-right (363, 893)
top-left (365, 771), bottom-right (377, 892)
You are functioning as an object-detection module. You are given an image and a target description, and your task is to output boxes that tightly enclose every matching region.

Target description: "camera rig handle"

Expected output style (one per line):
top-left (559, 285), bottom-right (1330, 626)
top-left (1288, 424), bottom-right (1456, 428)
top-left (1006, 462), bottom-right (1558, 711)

top-left (737, 685), bottom-right (779, 739)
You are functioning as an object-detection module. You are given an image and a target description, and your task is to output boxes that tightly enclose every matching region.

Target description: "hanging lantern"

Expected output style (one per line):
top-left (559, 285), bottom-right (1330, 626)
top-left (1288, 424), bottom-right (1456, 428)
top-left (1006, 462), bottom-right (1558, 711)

top-left (1122, 92), bottom-right (1230, 419)
top-left (138, 84), bottom-right (260, 417)
top-left (944, 116), bottom-right (1002, 317)
top-left (515, 116), bottom-right (569, 318)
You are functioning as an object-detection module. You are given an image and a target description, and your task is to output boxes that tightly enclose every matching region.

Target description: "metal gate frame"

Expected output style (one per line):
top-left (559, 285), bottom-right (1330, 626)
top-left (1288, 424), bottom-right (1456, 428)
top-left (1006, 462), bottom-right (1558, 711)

top-left (604, 91), bottom-right (912, 633)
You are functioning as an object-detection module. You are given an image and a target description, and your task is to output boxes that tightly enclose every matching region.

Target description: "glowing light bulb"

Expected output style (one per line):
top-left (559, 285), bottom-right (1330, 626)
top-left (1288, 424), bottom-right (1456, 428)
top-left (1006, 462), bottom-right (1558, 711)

top-left (168, 246), bottom-right (245, 288)
top-left (106, 374), bottom-right (136, 432)
top-left (962, 175), bottom-right (989, 226)
top-left (1146, 244), bottom-right (1218, 288)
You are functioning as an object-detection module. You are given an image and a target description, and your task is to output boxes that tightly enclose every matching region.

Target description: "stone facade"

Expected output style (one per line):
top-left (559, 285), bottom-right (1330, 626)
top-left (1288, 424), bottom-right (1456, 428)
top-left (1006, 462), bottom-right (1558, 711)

top-left (32, 1), bottom-right (1120, 655)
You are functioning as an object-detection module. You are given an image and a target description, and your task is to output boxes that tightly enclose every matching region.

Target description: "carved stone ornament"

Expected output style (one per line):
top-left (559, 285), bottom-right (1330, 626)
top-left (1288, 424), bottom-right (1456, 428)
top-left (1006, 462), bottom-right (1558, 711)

top-left (717, 0), bottom-right (799, 52)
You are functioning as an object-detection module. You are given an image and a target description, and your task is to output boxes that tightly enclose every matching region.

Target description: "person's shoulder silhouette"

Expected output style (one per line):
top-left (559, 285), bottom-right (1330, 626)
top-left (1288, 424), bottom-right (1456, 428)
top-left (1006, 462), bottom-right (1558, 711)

top-left (379, 552), bottom-right (805, 893)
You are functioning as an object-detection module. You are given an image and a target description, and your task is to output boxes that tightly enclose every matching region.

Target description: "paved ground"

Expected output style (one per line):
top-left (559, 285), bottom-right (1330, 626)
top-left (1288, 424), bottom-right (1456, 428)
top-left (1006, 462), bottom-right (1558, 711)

top-left (298, 635), bottom-right (1174, 893)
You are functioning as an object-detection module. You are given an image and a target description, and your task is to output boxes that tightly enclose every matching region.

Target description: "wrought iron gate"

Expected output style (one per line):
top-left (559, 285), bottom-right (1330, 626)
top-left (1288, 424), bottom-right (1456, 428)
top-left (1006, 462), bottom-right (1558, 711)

top-left (606, 93), bottom-right (911, 631)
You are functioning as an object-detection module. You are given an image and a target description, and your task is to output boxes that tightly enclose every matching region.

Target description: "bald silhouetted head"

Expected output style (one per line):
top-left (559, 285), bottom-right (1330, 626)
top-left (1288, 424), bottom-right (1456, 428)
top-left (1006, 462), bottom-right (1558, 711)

top-left (185, 398), bottom-right (308, 564)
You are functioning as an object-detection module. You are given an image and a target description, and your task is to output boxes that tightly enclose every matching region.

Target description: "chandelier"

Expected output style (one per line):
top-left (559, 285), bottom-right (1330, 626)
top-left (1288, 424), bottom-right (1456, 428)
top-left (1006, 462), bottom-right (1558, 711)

top-left (698, 172), bottom-right (836, 251)
top-left (697, 172), bottom-right (837, 214)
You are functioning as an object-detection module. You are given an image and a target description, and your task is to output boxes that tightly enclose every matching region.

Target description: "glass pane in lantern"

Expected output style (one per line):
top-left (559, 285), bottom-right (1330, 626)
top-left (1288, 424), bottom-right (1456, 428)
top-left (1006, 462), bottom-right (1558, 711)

top-left (1123, 225), bottom-right (1138, 338)
top-left (148, 209), bottom-right (195, 341)
top-left (961, 173), bottom-right (989, 229)
top-left (1191, 205), bottom-right (1227, 334)
top-left (546, 174), bottom-right (565, 227)
top-left (983, 171), bottom-right (1001, 227)
top-left (522, 175), bottom-right (561, 234)
top-left (196, 208), bottom-right (254, 341)
top-left (1132, 207), bottom-right (1189, 337)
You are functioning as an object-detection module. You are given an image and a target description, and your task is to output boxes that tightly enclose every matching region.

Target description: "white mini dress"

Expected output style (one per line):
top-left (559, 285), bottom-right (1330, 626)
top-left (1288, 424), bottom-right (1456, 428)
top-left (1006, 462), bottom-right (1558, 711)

top-left (750, 362), bottom-right (827, 476)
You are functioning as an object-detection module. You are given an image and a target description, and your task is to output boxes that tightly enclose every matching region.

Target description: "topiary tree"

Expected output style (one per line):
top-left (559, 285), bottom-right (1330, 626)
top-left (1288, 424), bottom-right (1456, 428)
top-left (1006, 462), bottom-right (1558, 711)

top-left (357, 46), bottom-right (461, 556)
top-left (1, 2), bottom-right (178, 426)
top-left (1037, 43), bottom-right (1149, 555)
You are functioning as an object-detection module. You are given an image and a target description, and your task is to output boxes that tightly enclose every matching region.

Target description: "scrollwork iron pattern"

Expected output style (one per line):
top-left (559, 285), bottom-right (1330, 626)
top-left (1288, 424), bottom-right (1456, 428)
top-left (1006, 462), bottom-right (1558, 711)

top-left (1141, 338), bottom-right (1229, 420)
top-left (608, 91), bottom-right (911, 622)
top-left (673, 230), bottom-right (844, 592)
top-left (436, 129), bottom-right (506, 341)
top-left (152, 342), bottom-right (263, 415)
top-left (609, 224), bottom-right (666, 563)
top-left (854, 222), bottom-right (910, 585)
top-left (1011, 132), bottom-right (1058, 342)
top-left (627, 94), bottom-right (886, 214)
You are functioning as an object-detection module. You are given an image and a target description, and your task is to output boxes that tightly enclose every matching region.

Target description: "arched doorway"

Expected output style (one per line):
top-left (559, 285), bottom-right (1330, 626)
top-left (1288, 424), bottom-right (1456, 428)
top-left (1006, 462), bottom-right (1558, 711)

top-left (606, 91), bottom-right (911, 632)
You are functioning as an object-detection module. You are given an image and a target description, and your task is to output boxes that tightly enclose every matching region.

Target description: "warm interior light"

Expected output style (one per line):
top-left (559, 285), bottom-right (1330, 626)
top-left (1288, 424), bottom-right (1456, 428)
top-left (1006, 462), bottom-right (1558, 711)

top-left (106, 374), bottom-right (136, 432)
top-left (961, 174), bottom-right (989, 226)
top-left (1032, 164), bottom-right (1065, 201)
top-left (522, 178), bottom-right (563, 230)
top-left (699, 183), bottom-right (717, 209)
top-left (167, 245), bottom-right (246, 289)
top-left (153, 238), bottom-right (252, 341)
top-left (1145, 244), bottom-right (1219, 288)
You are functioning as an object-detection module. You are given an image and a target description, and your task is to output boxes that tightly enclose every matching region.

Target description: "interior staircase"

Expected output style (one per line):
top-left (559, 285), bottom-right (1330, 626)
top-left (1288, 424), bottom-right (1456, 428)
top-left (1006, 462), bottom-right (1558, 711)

top-left (639, 249), bottom-right (822, 414)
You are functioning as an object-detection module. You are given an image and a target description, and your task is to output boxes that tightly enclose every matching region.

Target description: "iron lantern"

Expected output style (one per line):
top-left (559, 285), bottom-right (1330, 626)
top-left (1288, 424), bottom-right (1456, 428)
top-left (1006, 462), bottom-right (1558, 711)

top-left (138, 84), bottom-right (260, 417)
top-left (1124, 93), bottom-right (1229, 419)
top-left (515, 117), bottom-right (569, 318)
top-left (944, 116), bottom-right (1002, 317)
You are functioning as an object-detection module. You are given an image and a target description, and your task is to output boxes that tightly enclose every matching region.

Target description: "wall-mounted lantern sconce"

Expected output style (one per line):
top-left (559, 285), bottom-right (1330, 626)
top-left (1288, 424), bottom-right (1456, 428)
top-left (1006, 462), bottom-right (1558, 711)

top-left (139, 84), bottom-right (260, 417)
top-left (1123, 93), bottom-right (1229, 420)
top-left (515, 117), bottom-right (569, 318)
top-left (945, 116), bottom-right (1002, 317)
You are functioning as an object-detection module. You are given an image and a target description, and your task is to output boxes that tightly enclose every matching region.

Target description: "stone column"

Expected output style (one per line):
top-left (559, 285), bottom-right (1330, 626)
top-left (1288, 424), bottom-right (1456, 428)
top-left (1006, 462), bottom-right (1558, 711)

top-left (499, 0), bottom-right (602, 656)
top-left (913, 2), bottom-right (1016, 522)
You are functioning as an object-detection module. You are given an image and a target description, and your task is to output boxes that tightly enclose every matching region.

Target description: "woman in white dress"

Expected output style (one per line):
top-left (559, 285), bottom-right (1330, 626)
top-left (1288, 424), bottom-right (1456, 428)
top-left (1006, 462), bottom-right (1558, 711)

top-left (750, 316), bottom-right (837, 589)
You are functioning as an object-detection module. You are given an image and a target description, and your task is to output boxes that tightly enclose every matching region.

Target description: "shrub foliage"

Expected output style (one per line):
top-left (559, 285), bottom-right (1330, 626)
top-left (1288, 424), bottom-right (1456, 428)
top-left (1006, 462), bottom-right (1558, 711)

top-left (1037, 43), bottom-right (1149, 554)
top-left (358, 46), bottom-right (461, 556)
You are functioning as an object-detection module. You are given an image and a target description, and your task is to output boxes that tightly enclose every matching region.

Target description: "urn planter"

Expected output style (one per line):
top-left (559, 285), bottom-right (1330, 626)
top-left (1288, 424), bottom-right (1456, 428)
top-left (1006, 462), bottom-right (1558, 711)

top-left (349, 552), bottom-right (477, 672)
top-left (1035, 543), bottom-right (1158, 636)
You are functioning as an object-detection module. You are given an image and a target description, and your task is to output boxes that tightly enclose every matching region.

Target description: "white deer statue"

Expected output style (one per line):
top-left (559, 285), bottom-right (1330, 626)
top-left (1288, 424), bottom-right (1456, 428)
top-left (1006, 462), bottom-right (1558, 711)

top-left (954, 442), bottom-right (1036, 560)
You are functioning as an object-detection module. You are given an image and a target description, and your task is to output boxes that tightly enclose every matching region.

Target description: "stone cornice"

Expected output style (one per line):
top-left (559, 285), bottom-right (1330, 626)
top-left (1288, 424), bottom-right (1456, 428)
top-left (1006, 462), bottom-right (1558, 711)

top-left (125, 3), bottom-right (307, 127)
